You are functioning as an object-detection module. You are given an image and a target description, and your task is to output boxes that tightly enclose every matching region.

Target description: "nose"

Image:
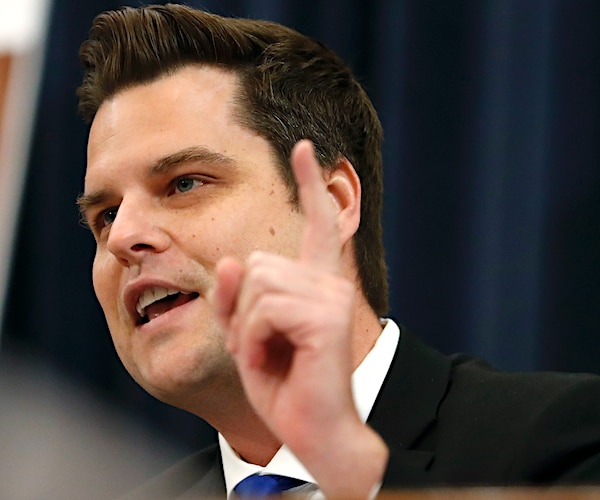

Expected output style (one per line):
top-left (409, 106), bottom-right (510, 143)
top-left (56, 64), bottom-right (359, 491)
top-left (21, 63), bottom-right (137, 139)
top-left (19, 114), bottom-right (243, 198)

top-left (106, 198), bottom-right (170, 266)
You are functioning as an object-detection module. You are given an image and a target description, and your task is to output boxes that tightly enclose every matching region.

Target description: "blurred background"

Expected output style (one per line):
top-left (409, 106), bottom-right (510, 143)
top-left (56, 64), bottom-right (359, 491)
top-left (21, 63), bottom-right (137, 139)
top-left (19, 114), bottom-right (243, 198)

top-left (1, 0), bottom-right (599, 497)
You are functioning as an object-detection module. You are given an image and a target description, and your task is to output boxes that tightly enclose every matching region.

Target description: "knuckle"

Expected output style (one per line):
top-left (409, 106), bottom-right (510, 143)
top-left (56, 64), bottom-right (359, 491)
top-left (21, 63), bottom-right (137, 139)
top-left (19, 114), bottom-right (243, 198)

top-left (253, 294), bottom-right (277, 318)
top-left (246, 263), bottom-right (270, 289)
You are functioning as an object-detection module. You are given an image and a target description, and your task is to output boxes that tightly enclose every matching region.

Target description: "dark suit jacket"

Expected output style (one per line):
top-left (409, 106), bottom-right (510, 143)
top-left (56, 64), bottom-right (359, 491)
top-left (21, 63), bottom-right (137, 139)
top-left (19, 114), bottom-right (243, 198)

top-left (125, 328), bottom-right (600, 498)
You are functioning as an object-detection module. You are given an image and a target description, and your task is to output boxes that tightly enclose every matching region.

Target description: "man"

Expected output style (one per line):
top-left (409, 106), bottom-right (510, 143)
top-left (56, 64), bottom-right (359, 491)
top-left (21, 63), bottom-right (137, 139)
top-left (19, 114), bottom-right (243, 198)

top-left (76, 4), bottom-right (600, 498)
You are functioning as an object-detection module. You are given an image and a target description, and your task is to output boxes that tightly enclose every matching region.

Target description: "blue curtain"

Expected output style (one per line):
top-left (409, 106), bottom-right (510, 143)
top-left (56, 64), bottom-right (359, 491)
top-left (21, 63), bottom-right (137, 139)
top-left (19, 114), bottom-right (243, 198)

top-left (4, 0), bottom-right (600, 450)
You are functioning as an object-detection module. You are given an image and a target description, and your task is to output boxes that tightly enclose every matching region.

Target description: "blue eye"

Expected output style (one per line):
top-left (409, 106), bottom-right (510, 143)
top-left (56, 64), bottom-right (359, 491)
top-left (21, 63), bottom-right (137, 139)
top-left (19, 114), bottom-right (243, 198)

top-left (101, 207), bottom-right (118, 226)
top-left (175, 177), bottom-right (203, 193)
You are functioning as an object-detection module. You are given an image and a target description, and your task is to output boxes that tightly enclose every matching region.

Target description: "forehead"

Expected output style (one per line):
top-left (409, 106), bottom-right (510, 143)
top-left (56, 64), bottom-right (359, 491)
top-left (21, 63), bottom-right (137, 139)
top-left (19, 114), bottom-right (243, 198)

top-left (85, 66), bottom-right (249, 184)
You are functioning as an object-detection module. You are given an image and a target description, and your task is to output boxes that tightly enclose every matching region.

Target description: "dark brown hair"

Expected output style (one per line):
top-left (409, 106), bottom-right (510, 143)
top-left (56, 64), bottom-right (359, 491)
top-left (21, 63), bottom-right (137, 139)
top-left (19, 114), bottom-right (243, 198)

top-left (78, 4), bottom-right (388, 315)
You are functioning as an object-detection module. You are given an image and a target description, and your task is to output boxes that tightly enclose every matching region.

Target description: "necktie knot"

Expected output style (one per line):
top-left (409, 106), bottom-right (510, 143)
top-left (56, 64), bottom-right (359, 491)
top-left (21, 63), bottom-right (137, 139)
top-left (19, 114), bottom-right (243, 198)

top-left (233, 473), bottom-right (307, 498)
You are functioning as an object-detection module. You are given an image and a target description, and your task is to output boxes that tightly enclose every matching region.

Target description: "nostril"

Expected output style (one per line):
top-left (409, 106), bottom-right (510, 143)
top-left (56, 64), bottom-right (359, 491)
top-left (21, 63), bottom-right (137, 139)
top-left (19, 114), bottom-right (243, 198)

top-left (131, 243), bottom-right (155, 251)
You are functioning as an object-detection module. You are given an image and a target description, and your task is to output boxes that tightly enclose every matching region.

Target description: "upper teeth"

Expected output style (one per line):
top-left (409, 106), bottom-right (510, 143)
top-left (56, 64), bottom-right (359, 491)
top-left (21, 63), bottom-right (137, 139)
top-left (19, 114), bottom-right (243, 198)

top-left (136, 287), bottom-right (183, 318)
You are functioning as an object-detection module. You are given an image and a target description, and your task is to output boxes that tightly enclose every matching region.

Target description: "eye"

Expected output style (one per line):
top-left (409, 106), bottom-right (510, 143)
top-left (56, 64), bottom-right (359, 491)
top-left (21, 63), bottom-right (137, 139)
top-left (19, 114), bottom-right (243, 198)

top-left (99, 207), bottom-right (118, 228)
top-left (175, 177), bottom-right (204, 193)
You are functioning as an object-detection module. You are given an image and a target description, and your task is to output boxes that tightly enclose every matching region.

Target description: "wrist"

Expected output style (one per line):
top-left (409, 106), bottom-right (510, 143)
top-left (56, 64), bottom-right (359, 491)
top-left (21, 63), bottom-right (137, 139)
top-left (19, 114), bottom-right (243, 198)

top-left (294, 417), bottom-right (389, 499)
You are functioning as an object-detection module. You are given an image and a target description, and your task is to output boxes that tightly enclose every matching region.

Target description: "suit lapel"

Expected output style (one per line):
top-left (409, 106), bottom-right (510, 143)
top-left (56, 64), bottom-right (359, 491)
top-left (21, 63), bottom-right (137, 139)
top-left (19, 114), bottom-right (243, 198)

top-left (367, 327), bottom-right (451, 481)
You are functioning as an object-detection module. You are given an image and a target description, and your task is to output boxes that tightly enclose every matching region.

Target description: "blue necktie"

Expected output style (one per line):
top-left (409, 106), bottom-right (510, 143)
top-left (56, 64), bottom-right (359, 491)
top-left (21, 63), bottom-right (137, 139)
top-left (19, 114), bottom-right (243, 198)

top-left (233, 473), bottom-right (307, 498)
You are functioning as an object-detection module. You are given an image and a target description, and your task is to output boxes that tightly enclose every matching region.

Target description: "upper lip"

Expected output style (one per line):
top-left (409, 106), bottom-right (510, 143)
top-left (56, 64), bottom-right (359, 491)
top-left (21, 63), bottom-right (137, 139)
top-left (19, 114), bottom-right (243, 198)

top-left (123, 278), bottom-right (199, 325)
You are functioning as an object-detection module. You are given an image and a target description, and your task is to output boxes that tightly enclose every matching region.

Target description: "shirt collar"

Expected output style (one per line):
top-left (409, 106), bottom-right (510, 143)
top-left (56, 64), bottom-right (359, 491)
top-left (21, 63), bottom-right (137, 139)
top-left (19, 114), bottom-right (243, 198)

top-left (219, 318), bottom-right (400, 498)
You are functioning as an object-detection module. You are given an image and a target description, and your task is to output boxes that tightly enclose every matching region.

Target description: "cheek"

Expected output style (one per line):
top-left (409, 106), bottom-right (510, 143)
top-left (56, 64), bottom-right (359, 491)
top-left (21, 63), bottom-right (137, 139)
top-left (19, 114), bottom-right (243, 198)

top-left (91, 252), bottom-right (118, 314)
top-left (184, 211), bottom-right (254, 263)
top-left (91, 253), bottom-right (137, 371)
top-left (216, 204), bottom-right (304, 257)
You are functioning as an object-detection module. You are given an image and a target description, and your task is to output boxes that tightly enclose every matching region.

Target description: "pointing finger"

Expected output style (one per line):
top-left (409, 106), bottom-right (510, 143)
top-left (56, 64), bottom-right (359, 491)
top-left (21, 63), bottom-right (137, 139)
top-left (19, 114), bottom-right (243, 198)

top-left (291, 140), bottom-right (341, 273)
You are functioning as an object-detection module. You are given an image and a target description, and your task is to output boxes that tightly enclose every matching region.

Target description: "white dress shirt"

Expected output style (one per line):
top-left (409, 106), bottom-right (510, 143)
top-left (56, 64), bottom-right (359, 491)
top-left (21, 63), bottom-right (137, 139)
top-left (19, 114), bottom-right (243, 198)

top-left (219, 318), bottom-right (400, 498)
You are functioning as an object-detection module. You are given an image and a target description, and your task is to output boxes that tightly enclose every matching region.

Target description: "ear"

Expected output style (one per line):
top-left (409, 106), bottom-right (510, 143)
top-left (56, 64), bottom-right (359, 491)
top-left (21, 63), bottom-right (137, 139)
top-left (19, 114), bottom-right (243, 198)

top-left (324, 157), bottom-right (361, 247)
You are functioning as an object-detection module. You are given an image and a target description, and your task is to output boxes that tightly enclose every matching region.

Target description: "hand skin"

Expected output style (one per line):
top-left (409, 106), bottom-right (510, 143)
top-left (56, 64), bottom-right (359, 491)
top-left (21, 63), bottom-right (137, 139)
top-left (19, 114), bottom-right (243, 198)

top-left (211, 140), bottom-right (389, 499)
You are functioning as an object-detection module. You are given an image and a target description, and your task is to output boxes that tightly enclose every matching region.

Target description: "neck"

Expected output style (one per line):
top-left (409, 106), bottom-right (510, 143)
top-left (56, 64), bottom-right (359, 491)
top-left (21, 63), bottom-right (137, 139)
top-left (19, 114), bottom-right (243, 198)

top-left (350, 291), bottom-right (385, 371)
top-left (216, 408), bottom-right (282, 466)
top-left (186, 373), bottom-right (282, 466)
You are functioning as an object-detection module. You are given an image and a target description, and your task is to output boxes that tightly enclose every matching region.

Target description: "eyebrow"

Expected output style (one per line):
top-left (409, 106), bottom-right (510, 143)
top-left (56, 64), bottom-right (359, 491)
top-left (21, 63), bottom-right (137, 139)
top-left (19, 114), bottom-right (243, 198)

top-left (149, 146), bottom-right (235, 175)
top-left (76, 146), bottom-right (236, 226)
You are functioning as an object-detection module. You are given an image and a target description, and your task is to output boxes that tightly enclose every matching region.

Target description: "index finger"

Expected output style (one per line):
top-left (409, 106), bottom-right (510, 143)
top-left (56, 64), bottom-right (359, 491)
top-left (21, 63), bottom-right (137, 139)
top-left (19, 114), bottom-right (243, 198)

top-left (291, 140), bottom-right (341, 273)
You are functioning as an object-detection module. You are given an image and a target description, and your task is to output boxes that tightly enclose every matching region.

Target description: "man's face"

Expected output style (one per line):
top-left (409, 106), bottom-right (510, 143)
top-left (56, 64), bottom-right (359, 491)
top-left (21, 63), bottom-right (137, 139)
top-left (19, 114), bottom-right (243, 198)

top-left (82, 66), bottom-right (305, 410)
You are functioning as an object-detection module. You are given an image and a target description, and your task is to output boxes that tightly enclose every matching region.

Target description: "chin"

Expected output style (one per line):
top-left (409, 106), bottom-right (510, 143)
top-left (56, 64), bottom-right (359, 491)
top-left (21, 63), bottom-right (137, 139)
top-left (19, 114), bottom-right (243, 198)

top-left (132, 341), bottom-right (233, 407)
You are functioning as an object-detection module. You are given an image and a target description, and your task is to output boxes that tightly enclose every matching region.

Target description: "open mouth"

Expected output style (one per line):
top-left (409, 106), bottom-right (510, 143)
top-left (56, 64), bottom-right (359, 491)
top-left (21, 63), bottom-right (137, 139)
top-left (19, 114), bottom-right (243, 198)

top-left (136, 287), bottom-right (200, 325)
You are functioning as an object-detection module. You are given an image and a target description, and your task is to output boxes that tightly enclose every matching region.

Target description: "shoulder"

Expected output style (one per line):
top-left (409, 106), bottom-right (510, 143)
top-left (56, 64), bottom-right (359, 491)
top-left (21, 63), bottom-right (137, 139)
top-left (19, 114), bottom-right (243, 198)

top-left (382, 328), bottom-right (600, 485)
top-left (447, 353), bottom-right (600, 417)
top-left (440, 353), bottom-right (600, 482)
top-left (120, 443), bottom-right (225, 499)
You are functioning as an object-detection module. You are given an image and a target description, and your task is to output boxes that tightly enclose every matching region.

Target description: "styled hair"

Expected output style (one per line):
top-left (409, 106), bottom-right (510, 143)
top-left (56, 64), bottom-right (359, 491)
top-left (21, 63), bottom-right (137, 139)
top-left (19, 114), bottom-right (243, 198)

top-left (78, 4), bottom-right (388, 315)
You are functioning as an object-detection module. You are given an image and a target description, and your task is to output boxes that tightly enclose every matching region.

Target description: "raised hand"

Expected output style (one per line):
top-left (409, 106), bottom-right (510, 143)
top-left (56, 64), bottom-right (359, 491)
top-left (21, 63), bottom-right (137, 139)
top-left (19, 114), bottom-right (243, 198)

top-left (212, 140), bottom-right (387, 499)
